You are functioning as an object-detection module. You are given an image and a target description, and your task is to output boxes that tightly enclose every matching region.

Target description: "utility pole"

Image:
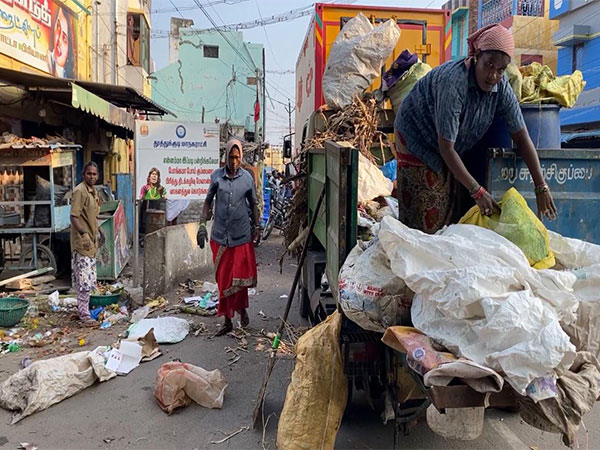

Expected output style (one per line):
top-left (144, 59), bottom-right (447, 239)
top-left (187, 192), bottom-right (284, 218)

top-left (262, 48), bottom-right (266, 144)
top-left (255, 68), bottom-right (260, 144)
top-left (285, 99), bottom-right (295, 136)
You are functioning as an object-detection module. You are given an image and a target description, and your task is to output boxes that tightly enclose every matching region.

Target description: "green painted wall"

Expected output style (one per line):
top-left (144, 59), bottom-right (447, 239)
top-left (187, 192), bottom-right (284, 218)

top-left (151, 30), bottom-right (264, 132)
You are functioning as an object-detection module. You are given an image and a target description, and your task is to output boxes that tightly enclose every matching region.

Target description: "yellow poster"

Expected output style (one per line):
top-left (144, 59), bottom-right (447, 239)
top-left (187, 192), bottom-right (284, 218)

top-left (0, 0), bottom-right (87, 79)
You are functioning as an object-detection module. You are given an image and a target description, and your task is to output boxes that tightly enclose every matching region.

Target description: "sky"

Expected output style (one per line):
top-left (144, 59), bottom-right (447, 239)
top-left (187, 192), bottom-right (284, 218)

top-left (150, 0), bottom-right (446, 145)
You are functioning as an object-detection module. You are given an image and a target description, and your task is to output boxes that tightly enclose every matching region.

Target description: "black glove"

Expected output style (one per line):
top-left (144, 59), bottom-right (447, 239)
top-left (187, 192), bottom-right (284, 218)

top-left (196, 223), bottom-right (208, 249)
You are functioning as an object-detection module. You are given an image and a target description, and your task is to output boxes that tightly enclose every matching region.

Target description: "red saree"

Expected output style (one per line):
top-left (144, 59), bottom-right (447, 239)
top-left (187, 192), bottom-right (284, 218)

top-left (210, 240), bottom-right (257, 318)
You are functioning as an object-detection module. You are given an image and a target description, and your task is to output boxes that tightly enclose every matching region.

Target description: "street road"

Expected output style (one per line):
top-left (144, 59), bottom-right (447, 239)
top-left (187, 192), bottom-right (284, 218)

top-left (0, 235), bottom-right (598, 449)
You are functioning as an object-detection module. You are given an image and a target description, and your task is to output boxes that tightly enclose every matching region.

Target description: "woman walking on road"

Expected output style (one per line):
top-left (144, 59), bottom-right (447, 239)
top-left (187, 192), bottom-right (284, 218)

top-left (394, 24), bottom-right (557, 233)
top-left (197, 139), bottom-right (261, 336)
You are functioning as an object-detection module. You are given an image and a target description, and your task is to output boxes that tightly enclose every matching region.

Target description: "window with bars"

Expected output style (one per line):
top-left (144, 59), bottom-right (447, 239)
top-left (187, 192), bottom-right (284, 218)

top-left (204, 45), bottom-right (219, 58)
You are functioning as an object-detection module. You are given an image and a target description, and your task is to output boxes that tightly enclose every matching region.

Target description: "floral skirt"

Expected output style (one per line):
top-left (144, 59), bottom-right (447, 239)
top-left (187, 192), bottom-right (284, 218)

top-left (395, 133), bottom-right (461, 234)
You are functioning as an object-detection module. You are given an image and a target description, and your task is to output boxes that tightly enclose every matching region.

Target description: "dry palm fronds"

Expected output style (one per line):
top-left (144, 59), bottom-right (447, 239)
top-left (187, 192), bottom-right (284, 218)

top-left (282, 94), bottom-right (388, 254)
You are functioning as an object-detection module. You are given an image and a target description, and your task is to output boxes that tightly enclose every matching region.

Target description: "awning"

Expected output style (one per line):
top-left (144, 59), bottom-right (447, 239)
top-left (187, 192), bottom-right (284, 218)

top-left (75, 80), bottom-right (174, 117)
top-left (0, 68), bottom-right (173, 130)
top-left (71, 83), bottom-right (134, 131)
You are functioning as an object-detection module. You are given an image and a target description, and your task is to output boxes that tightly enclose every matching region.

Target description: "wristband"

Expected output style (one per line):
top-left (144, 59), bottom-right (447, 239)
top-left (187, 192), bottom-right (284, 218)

top-left (471, 186), bottom-right (487, 200)
top-left (534, 184), bottom-right (549, 196)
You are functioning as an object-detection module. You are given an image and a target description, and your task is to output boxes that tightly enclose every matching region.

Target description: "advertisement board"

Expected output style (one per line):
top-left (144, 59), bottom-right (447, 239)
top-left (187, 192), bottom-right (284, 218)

top-left (135, 121), bottom-right (221, 200)
top-left (0, 0), bottom-right (87, 78)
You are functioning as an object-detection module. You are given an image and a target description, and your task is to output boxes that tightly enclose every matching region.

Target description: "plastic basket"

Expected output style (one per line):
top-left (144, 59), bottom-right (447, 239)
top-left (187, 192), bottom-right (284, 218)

top-left (0, 297), bottom-right (30, 327)
top-left (90, 292), bottom-right (120, 307)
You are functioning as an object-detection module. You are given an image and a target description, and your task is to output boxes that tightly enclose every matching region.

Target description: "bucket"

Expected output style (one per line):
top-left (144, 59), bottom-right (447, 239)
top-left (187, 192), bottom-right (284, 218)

top-left (144, 209), bottom-right (166, 234)
top-left (426, 405), bottom-right (485, 440)
top-left (483, 103), bottom-right (562, 149)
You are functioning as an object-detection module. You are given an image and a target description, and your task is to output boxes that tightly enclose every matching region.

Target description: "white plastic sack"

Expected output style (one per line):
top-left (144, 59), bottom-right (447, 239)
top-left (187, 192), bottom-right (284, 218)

top-left (358, 153), bottom-right (393, 204)
top-left (322, 13), bottom-right (401, 109)
top-left (128, 317), bottom-right (190, 343)
top-left (378, 217), bottom-right (577, 394)
top-left (549, 231), bottom-right (600, 302)
top-left (0, 347), bottom-right (115, 423)
top-left (339, 239), bottom-right (413, 332)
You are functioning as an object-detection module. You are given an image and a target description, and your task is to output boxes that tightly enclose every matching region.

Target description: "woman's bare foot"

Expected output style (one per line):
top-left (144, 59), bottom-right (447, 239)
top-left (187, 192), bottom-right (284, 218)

top-left (240, 309), bottom-right (249, 327)
top-left (214, 318), bottom-right (233, 336)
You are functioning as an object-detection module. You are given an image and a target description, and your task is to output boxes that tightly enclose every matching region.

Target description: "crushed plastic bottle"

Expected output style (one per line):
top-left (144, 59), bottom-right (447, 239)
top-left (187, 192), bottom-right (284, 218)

top-left (100, 321), bottom-right (112, 329)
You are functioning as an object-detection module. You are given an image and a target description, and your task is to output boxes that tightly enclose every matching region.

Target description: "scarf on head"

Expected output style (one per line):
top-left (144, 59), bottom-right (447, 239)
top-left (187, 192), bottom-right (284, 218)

top-left (467, 24), bottom-right (514, 58)
top-left (225, 139), bottom-right (243, 173)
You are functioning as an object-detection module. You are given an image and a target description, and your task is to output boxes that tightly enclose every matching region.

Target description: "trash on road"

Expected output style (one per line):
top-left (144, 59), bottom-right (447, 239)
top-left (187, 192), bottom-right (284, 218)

top-left (154, 361), bottom-right (227, 414)
top-left (105, 340), bottom-right (142, 375)
top-left (0, 347), bottom-right (115, 423)
top-left (131, 305), bottom-right (150, 323)
top-left (200, 281), bottom-right (218, 293)
top-left (179, 305), bottom-right (216, 317)
top-left (146, 296), bottom-right (167, 311)
top-left (248, 288), bottom-right (257, 296)
top-left (128, 317), bottom-right (190, 343)
top-left (209, 426), bottom-right (249, 445)
top-left (138, 328), bottom-right (162, 362)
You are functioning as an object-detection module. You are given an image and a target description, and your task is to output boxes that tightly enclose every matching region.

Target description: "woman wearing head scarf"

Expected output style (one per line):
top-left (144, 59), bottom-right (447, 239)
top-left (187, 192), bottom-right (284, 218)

top-left (393, 24), bottom-right (556, 233)
top-left (197, 139), bottom-right (260, 336)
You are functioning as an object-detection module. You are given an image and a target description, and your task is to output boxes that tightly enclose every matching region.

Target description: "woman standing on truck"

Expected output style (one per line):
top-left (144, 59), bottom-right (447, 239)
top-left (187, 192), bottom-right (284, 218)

top-left (394, 24), bottom-right (557, 233)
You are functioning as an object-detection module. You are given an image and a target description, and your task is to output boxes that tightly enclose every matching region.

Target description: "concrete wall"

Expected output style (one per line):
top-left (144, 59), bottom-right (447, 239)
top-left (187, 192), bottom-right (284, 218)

top-left (143, 222), bottom-right (213, 297)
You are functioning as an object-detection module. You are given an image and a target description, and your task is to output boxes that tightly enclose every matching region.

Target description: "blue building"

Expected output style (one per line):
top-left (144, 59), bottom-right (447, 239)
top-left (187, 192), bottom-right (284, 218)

top-left (151, 24), bottom-right (265, 140)
top-left (552, 0), bottom-right (600, 144)
top-left (442, 0), bottom-right (470, 60)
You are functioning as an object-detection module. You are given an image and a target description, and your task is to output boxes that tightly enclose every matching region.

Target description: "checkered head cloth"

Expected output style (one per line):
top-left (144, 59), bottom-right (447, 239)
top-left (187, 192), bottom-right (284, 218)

top-left (467, 24), bottom-right (514, 59)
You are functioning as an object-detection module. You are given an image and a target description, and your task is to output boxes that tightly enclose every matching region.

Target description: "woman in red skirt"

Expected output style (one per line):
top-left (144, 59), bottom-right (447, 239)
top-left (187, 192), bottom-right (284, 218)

top-left (197, 139), bottom-right (260, 336)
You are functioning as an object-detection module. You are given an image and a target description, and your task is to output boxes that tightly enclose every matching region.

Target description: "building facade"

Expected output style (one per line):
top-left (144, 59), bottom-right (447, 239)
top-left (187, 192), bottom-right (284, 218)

top-left (552, 0), bottom-right (600, 136)
top-left (151, 24), bottom-right (265, 140)
top-left (92, 0), bottom-right (152, 97)
top-left (443, 0), bottom-right (470, 60)
top-left (478, 0), bottom-right (559, 71)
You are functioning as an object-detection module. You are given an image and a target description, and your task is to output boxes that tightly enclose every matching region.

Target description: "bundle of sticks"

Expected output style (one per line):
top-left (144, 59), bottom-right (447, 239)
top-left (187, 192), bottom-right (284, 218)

top-left (282, 94), bottom-right (388, 255)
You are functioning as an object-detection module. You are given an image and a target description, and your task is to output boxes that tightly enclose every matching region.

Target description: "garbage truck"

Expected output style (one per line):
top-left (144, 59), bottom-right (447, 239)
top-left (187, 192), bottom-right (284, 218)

top-left (294, 3), bottom-right (451, 154)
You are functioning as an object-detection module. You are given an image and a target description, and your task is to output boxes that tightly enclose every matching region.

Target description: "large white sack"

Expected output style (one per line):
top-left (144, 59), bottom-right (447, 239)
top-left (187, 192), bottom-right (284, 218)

top-left (357, 153), bottom-right (393, 204)
top-left (0, 348), bottom-right (115, 423)
top-left (549, 230), bottom-right (600, 303)
top-left (378, 217), bottom-right (577, 394)
top-left (322, 13), bottom-right (400, 109)
top-left (339, 239), bottom-right (413, 332)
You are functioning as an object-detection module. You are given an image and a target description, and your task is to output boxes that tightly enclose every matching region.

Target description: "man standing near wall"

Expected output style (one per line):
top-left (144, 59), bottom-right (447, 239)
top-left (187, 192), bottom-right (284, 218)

top-left (70, 162), bottom-right (100, 325)
top-left (197, 139), bottom-right (261, 336)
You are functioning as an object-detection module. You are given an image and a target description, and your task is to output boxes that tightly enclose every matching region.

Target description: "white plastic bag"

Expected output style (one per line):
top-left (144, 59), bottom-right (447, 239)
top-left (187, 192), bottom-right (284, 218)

top-left (357, 153), bottom-right (393, 204)
top-left (128, 317), bottom-right (190, 343)
top-left (378, 217), bottom-right (577, 394)
top-left (339, 239), bottom-right (413, 332)
top-left (322, 13), bottom-right (401, 109)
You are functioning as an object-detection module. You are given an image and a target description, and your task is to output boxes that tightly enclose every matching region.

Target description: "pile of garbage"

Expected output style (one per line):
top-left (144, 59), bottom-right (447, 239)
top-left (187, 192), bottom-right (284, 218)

top-left (506, 62), bottom-right (585, 108)
top-left (338, 190), bottom-right (600, 445)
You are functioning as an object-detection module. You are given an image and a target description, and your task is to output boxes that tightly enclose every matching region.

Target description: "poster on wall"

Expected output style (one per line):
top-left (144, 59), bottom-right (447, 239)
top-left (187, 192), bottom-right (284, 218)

top-left (135, 121), bottom-right (221, 200)
top-left (0, 0), bottom-right (86, 78)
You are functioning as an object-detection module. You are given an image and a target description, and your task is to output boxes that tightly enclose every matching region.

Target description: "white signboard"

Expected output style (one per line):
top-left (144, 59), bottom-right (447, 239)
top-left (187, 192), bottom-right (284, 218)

top-left (135, 121), bottom-right (220, 200)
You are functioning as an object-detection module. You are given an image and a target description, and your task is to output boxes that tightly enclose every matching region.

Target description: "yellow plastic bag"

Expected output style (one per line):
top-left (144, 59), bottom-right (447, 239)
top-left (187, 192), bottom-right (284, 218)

top-left (277, 311), bottom-right (347, 450)
top-left (459, 187), bottom-right (555, 269)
